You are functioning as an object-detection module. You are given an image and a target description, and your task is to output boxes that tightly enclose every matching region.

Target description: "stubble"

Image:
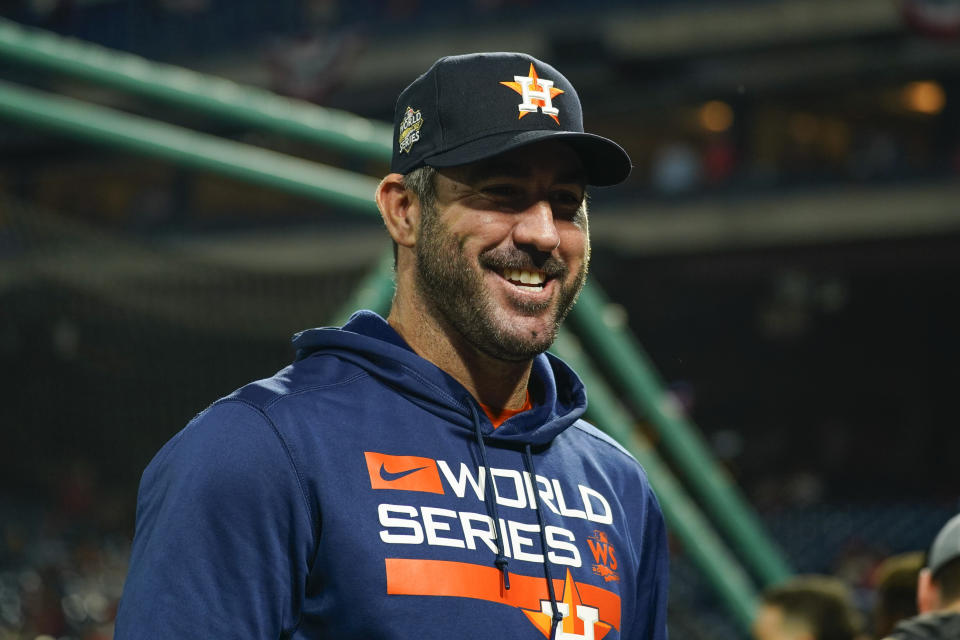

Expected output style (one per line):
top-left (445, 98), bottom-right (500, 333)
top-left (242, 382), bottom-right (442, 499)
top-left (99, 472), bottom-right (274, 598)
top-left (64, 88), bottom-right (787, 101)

top-left (414, 200), bottom-right (588, 362)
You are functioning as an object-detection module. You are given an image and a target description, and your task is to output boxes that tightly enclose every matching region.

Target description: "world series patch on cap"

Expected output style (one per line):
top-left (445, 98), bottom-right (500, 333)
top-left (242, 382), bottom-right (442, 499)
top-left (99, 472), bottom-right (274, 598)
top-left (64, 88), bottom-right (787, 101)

top-left (391, 52), bottom-right (632, 186)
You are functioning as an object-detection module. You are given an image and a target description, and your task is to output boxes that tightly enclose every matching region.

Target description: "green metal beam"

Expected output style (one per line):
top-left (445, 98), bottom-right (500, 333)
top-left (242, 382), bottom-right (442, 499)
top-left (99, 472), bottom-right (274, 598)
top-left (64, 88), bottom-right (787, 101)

top-left (0, 17), bottom-right (393, 162)
top-left (0, 79), bottom-right (381, 217)
top-left (569, 282), bottom-right (793, 585)
top-left (551, 328), bottom-right (759, 630)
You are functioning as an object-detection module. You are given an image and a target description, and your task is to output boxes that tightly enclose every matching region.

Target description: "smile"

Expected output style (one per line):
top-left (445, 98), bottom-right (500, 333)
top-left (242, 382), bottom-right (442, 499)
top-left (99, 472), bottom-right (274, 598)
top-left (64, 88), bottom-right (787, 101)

top-left (500, 268), bottom-right (547, 289)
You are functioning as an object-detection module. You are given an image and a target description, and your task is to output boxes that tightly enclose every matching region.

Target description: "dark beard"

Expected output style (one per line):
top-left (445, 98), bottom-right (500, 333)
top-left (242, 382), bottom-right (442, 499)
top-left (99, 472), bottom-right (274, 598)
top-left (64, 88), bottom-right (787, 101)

top-left (414, 201), bottom-right (587, 362)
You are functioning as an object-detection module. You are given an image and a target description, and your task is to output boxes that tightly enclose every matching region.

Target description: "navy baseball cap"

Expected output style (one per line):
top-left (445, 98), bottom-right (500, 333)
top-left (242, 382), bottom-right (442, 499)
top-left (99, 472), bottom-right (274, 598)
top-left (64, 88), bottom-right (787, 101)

top-left (391, 52), bottom-right (632, 186)
top-left (928, 513), bottom-right (960, 577)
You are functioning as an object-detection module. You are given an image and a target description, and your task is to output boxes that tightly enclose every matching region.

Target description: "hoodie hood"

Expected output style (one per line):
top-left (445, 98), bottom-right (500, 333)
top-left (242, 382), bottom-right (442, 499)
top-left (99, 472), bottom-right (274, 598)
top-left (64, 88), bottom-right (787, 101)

top-left (292, 310), bottom-right (586, 447)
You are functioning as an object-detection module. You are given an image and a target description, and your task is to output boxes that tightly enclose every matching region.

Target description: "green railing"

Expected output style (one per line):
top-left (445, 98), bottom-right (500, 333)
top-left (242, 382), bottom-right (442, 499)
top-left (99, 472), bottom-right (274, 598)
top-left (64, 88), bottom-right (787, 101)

top-left (0, 19), bottom-right (795, 631)
top-left (0, 17), bottom-right (392, 160)
top-left (0, 80), bottom-right (381, 215)
top-left (552, 328), bottom-right (760, 625)
top-left (570, 284), bottom-right (793, 584)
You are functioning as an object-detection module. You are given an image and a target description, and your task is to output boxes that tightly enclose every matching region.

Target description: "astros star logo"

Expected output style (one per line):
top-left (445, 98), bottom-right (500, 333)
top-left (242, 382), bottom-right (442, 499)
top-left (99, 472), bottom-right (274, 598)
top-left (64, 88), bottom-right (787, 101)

top-left (522, 569), bottom-right (613, 640)
top-left (500, 63), bottom-right (564, 124)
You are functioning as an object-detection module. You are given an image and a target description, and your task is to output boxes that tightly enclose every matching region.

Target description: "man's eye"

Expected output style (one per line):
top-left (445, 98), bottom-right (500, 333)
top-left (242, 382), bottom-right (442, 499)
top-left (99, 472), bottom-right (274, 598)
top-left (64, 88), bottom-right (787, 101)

top-left (551, 191), bottom-right (583, 213)
top-left (552, 191), bottom-right (582, 205)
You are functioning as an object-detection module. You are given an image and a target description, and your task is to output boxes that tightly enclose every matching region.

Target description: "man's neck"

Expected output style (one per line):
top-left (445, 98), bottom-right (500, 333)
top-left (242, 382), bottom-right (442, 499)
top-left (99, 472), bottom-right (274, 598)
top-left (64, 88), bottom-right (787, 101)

top-left (386, 295), bottom-right (532, 410)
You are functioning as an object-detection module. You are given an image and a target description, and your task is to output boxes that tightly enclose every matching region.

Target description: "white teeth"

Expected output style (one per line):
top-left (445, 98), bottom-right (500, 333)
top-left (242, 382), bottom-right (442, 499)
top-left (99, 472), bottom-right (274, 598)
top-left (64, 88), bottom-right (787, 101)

top-left (502, 268), bottom-right (546, 287)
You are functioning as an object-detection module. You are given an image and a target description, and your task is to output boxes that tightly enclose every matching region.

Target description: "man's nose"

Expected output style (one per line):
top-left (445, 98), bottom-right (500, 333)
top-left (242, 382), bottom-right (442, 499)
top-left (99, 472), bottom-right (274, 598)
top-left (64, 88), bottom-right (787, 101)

top-left (512, 200), bottom-right (561, 253)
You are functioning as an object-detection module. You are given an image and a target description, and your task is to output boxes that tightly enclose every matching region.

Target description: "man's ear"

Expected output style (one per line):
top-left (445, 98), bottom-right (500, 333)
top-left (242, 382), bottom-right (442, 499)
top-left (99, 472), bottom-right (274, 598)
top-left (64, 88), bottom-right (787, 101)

top-left (376, 173), bottom-right (420, 249)
top-left (918, 568), bottom-right (940, 613)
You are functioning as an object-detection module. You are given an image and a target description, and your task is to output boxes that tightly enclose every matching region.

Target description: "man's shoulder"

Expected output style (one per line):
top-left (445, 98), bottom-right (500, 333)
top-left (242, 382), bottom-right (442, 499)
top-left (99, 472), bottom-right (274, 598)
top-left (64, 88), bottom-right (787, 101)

top-left (885, 611), bottom-right (960, 640)
top-left (226, 349), bottom-right (373, 413)
top-left (563, 419), bottom-right (653, 491)
top-left (143, 350), bottom-right (380, 490)
top-left (567, 419), bottom-right (639, 463)
top-left (562, 419), bottom-right (665, 530)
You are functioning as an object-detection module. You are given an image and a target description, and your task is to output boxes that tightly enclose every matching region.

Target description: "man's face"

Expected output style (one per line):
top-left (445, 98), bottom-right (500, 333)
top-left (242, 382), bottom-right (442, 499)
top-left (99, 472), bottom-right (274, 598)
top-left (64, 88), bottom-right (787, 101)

top-left (414, 141), bottom-right (589, 362)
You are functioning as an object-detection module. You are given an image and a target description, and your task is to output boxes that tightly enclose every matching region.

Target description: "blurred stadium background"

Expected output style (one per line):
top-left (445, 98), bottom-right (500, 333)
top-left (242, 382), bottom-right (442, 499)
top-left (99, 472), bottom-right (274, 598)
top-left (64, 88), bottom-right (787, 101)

top-left (1, 0), bottom-right (959, 638)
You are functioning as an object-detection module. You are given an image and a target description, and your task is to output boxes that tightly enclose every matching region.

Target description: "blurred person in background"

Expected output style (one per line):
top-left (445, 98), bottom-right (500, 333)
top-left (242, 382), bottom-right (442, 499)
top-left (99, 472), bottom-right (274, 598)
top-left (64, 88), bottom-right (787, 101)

top-left (884, 514), bottom-right (960, 640)
top-left (753, 574), bottom-right (864, 640)
top-left (114, 52), bottom-right (669, 640)
top-left (873, 551), bottom-right (924, 638)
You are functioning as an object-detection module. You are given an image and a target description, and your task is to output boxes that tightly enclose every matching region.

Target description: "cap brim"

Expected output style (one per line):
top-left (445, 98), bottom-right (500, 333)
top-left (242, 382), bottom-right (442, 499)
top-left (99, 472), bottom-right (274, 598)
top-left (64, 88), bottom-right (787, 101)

top-left (422, 129), bottom-right (632, 187)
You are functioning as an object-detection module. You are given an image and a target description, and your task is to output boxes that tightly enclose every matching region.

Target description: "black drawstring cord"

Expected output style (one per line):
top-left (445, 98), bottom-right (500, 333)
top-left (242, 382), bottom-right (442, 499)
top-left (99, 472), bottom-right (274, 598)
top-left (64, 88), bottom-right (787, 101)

top-left (469, 401), bottom-right (511, 590)
top-left (524, 444), bottom-right (563, 640)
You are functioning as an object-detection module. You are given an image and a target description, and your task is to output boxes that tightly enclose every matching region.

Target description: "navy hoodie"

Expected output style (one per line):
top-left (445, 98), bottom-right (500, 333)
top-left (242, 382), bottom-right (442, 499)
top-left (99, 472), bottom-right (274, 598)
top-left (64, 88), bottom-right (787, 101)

top-left (116, 311), bottom-right (669, 639)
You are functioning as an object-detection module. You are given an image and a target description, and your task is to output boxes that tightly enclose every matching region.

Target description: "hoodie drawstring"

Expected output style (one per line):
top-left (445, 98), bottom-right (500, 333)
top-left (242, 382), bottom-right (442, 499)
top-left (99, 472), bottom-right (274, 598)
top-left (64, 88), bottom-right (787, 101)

top-left (469, 402), bottom-right (563, 639)
top-left (469, 401), bottom-right (511, 590)
top-left (524, 443), bottom-right (563, 640)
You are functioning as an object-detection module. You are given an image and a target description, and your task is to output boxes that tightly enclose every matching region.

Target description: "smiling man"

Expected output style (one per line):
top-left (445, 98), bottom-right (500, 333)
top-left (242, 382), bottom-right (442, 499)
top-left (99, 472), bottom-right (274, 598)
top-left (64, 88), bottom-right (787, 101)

top-left (382, 141), bottom-right (590, 403)
top-left (116, 52), bottom-right (669, 640)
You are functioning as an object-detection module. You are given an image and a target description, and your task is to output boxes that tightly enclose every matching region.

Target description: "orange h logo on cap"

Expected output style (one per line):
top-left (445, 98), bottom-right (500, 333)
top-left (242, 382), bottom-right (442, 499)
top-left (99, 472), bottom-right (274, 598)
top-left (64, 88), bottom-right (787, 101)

top-left (500, 64), bottom-right (565, 124)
